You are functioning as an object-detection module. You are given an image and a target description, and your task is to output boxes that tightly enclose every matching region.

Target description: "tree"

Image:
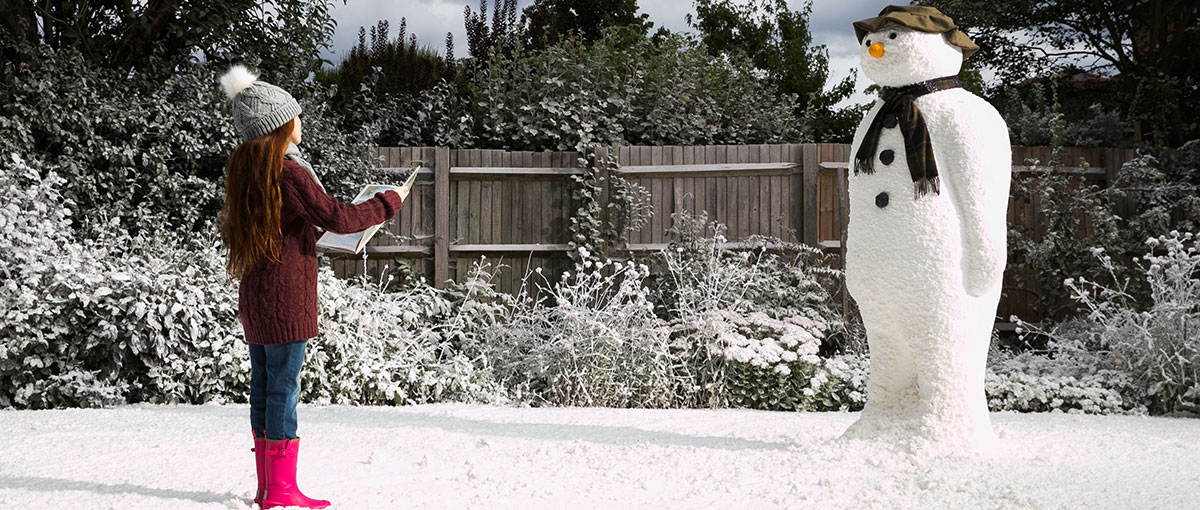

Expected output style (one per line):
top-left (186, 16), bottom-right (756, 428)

top-left (464, 0), bottom-right (522, 61)
top-left (688, 0), bottom-right (862, 142)
top-left (0, 0), bottom-right (338, 82)
top-left (521, 0), bottom-right (655, 50)
top-left (917, 0), bottom-right (1200, 147)
top-left (318, 18), bottom-right (453, 100)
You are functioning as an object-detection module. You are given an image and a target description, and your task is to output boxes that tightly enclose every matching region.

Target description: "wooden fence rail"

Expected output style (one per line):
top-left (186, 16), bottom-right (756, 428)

top-left (325, 143), bottom-right (1139, 324)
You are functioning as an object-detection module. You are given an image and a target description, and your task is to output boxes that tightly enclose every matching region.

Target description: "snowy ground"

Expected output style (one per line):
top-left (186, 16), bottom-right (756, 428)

top-left (1, 404), bottom-right (1197, 510)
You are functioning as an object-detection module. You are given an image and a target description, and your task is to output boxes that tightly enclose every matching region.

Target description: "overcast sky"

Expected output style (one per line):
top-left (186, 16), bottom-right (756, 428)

top-left (323, 0), bottom-right (898, 108)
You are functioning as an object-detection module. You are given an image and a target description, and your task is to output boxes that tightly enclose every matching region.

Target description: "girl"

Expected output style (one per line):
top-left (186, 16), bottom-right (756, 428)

top-left (218, 65), bottom-right (403, 509)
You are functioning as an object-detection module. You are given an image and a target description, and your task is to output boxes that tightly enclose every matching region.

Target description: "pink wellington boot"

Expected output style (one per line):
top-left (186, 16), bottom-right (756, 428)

top-left (252, 430), bottom-right (267, 506)
top-left (261, 437), bottom-right (331, 509)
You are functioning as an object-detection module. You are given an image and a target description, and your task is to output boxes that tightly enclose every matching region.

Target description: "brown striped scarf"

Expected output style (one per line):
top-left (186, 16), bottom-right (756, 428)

top-left (854, 75), bottom-right (962, 197)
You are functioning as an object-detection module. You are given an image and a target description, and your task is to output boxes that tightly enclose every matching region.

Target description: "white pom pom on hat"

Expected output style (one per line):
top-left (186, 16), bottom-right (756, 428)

top-left (220, 65), bottom-right (258, 100)
top-left (220, 64), bottom-right (301, 141)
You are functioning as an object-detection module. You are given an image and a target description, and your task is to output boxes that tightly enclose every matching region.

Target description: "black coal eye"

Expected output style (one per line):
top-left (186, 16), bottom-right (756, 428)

top-left (889, 32), bottom-right (897, 39)
top-left (865, 39), bottom-right (872, 46)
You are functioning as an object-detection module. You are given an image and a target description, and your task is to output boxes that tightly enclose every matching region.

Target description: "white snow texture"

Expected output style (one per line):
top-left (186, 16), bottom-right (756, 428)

top-left (0, 405), bottom-right (1197, 510)
top-left (220, 65), bottom-right (258, 100)
top-left (844, 25), bottom-right (1012, 452)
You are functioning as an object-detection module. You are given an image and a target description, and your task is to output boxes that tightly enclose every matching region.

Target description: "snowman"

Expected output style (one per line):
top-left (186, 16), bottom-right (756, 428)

top-left (841, 5), bottom-right (1011, 451)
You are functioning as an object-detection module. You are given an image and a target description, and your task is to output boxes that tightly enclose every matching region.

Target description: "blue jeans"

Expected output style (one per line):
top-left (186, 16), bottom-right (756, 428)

top-left (248, 340), bottom-right (308, 440)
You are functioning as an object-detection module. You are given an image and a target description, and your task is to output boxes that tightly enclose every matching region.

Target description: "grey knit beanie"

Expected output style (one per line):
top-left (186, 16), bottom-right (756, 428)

top-left (219, 65), bottom-right (302, 142)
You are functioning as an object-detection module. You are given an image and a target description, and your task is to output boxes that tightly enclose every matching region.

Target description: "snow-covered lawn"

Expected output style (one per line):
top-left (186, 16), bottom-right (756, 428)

top-left (1, 404), bottom-right (1197, 509)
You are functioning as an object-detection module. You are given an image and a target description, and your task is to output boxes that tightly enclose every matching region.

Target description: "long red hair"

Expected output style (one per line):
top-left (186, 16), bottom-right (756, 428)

top-left (220, 118), bottom-right (295, 281)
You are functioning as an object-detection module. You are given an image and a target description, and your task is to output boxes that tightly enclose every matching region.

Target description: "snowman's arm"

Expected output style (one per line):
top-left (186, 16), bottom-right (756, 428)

top-left (935, 102), bottom-right (1012, 297)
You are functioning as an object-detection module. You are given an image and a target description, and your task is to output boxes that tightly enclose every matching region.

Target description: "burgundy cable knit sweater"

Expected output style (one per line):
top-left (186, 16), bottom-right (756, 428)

top-left (238, 160), bottom-right (403, 345)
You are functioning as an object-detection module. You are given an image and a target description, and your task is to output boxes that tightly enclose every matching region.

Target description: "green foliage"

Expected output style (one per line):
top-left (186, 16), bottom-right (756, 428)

top-left (464, 0), bottom-right (523, 61)
top-left (689, 0), bottom-right (859, 142)
top-left (567, 153), bottom-right (606, 265)
top-left (521, 0), bottom-right (655, 50)
top-left (0, 47), bottom-right (233, 237)
top-left (565, 150), bottom-right (652, 264)
top-left (1008, 138), bottom-right (1200, 323)
top-left (1107, 142), bottom-right (1200, 247)
top-left (315, 19), bottom-right (454, 106)
top-left (1000, 82), bottom-right (1126, 147)
top-left (2, 0), bottom-right (336, 84)
top-left (1007, 168), bottom-right (1120, 322)
top-left (918, 0), bottom-right (1199, 146)
top-left (457, 28), bottom-right (803, 151)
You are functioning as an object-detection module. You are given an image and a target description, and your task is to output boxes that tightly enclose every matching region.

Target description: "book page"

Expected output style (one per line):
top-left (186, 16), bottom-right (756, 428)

top-left (316, 182), bottom-right (405, 254)
top-left (315, 231), bottom-right (362, 253)
top-left (351, 184), bottom-right (400, 204)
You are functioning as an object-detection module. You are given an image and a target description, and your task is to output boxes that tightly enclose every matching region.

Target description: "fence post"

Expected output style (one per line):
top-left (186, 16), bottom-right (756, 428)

top-left (801, 143), bottom-right (820, 246)
top-left (434, 147), bottom-right (450, 288)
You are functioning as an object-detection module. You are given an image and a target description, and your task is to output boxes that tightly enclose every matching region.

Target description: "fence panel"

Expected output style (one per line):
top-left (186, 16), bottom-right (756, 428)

top-left (324, 143), bottom-right (1142, 322)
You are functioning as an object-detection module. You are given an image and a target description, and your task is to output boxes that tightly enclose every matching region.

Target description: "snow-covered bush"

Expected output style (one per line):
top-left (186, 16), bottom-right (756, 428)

top-left (801, 348), bottom-right (1143, 415)
top-left (305, 266), bottom-right (505, 405)
top-left (651, 211), bottom-right (841, 409)
top-left (0, 45), bottom-right (386, 239)
top-left (0, 153), bottom-right (246, 408)
top-left (986, 348), bottom-right (1145, 414)
top-left (697, 310), bottom-right (829, 410)
top-left (482, 255), bottom-right (681, 407)
top-left (1045, 233), bottom-right (1200, 414)
top-left (1008, 141), bottom-right (1199, 324)
top-left (815, 354), bottom-right (869, 411)
top-left (0, 152), bottom-right (498, 408)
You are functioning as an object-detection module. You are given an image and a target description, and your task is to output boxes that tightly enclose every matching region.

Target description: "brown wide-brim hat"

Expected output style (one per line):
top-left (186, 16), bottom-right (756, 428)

top-left (853, 5), bottom-right (979, 60)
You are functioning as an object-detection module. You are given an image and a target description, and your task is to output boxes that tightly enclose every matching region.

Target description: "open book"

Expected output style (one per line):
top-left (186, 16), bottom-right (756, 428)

top-left (316, 166), bottom-right (420, 254)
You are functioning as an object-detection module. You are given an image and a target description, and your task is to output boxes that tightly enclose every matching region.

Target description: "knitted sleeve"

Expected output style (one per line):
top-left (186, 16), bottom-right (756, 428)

top-left (282, 162), bottom-right (403, 234)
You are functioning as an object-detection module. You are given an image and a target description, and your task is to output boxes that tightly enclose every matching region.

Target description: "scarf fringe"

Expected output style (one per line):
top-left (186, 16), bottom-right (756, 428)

top-left (913, 176), bottom-right (940, 198)
top-left (854, 157), bottom-right (874, 175)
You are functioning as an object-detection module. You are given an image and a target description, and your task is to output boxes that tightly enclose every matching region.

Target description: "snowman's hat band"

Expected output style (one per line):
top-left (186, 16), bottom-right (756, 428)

top-left (853, 5), bottom-right (978, 60)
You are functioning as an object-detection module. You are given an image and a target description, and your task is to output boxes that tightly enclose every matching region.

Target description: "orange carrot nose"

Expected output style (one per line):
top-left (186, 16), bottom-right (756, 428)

top-left (868, 43), bottom-right (885, 58)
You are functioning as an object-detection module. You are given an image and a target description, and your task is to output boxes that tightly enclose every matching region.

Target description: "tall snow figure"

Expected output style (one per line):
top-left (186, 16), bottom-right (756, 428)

top-left (841, 5), bottom-right (1010, 452)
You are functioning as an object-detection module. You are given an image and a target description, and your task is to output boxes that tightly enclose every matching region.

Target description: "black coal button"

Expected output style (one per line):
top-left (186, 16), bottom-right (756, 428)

top-left (875, 192), bottom-right (889, 208)
top-left (882, 114), bottom-right (898, 128)
top-left (880, 149), bottom-right (895, 165)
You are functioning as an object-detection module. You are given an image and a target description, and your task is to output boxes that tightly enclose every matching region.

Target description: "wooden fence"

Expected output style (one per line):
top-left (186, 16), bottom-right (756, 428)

top-left (325, 144), bottom-right (1140, 324)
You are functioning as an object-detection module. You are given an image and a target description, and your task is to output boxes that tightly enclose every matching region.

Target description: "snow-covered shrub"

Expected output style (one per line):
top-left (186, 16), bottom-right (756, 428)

top-left (1104, 143), bottom-right (1200, 262)
top-left (695, 310), bottom-right (829, 410)
top-left (1, 154), bottom-right (123, 407)
top-left (0, 45), bottom-right (385, 239)
top-left (986, 348), bottom-right (1145, 414)
top-left (1, 151), bottom-right (498, 408)
top-left (1008, 141), bottom-right (1199, 324)
top-left (1043, 233), bottom-right (1200, 414)
top-left (651, 210), bottom-right (842, 409)
top-left (0, 153), bottom-right (246, 408)
top-left (814, 353), bottom-right (870, 411)
top-left (305, 266), bottom-right (505, 405)
top-left (801, 348), bottom-right (1143, 415)
top-left (482, 254), bottom-right (682, 407)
